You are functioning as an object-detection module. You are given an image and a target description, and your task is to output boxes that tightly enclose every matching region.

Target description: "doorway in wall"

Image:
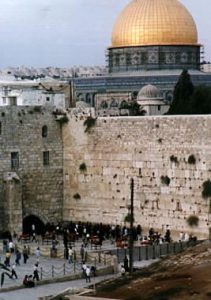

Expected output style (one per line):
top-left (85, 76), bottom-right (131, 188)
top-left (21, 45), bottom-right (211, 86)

top-left (23, 215), bottom-right (45, 235)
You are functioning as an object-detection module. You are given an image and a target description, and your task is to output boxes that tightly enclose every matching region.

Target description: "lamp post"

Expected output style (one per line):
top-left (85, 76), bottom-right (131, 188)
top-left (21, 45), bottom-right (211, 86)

top-left (129, 178), bottom-right (134, 274)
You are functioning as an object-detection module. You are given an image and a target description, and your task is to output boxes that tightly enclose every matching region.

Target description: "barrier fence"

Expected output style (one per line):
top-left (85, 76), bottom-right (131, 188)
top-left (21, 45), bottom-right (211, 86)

top-left (111, 240), bottom-right (200, 263)
top-left (37, 240), bottom-right (200, 279)
top-left (39, 261), bottom-right (89, 280)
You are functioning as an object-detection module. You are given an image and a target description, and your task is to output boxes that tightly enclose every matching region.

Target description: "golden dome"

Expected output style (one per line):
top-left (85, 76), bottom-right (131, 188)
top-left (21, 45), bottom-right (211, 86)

top-left (111, 0), bottom-right (198, 48)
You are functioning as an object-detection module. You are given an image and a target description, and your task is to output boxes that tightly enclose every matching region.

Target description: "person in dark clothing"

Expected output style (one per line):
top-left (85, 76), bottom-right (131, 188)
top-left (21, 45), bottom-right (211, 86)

top-left (33, 263), bottom-right (39, 281)
top-left (124, 256), bottom-right (129, 272)
top-left (90, 266), bottom-right (96, 277)
top-left (15, 249), bottom-right (21, 265)
top-left (165, 229), bottom-right (171, 243)
top-left (23, 275), bottom-right (35, 288)
top-left (11, 264), bottom-right (18, 279)
top-left (80, 244), bottom-right (85, 262)
top-left (23, 246), bottom-right (29, 264)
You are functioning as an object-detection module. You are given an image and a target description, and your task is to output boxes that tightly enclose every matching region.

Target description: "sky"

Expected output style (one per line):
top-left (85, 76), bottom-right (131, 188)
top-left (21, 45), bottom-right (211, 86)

top-left (0, 0), bottom-right (210, 68)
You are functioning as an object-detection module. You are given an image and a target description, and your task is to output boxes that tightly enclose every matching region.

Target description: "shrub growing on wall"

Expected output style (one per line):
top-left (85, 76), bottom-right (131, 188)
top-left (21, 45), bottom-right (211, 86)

top-left (79, 163), bottom-right (87, 172)
top-left (187, 215), bottom-right (199, 227)
top-left (202, 180), bottom-right (211, 198)
top-left (56, 115), bottom-right (69, 124)
top-left (170, 155), bottom-right (178, 164)
top-left (83, 116), bottom-right (96, 133)
top-left (124, 213), bottom-right (134, 223)
top-left (73, 193), bottom-right (81, 200)
top-left (188, 154), bottom-right (196, 164)
top-left (161, 175), bottom-right (171, 186)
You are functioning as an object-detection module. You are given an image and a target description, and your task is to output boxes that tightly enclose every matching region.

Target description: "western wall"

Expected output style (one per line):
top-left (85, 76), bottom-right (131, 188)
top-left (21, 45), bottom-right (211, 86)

top-left (63, 110), bottom-right (211, 239)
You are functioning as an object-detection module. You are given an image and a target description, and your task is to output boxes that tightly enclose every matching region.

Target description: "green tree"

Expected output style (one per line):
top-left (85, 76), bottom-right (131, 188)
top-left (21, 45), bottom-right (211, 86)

top-left (190, 85), bottom-right (211, 114)
top-left (187, 215), bottom-right (199, 227)
top-left (120, 100), bottom-right (146, 116)
top-left (202, 179), bottom-right (211, 199)
top-left (168, 69), bottom-right (194, 114)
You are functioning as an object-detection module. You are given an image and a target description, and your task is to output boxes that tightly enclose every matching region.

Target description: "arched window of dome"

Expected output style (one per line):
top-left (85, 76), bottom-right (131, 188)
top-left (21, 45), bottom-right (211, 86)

top-left (42, 125), bottom-right (48, 138)
top-left (166, 91), bottom-right (173, 103)
top-left (120, 100), bottom-right (128, 109)
top-left (86, 93), bottom-right (91, 104)
top-left (110, 99), bottom-right (118, 108)
top-left (100, 101), bottom-right (108, 109)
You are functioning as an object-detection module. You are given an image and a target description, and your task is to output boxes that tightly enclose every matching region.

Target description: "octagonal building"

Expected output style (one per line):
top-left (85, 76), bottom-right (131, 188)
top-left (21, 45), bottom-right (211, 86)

top-left (108, 0), bottom-right (200, 73)
top-left (74, 0), bottom-right (211, 106)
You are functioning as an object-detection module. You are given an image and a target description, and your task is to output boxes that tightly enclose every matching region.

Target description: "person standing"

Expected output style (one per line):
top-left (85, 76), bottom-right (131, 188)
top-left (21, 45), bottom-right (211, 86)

top-left (35, 247), bottom-right (41, 264)
top-left (68, 246), bottom-right (73, 264)
top-left (15, 249), bottom-right (21, 265)
top-left (33, 263), bottom-right (39, 281)
top-left (32, 224), bottom-right (35, 234)
top-left (2, 239), bottom-right (8, 253)
top-left (80, 244), bottom-right (85, 262)
top-left (8, 240), bottom-right (14, 253)
top-left (4, 250), bottom-right (11, 267)
top-left (82, 261), bottom-right (87, 277)
top-left (11, 264), bottom-right (18, 279)
top-left (23, 245), bottom-right (29, 264)
top-left (121, 265), bottom-right (126, 276)
top-left (85, 266), bottom-right (91, 282)
top-left (124, 256), bottom-right (129, 272)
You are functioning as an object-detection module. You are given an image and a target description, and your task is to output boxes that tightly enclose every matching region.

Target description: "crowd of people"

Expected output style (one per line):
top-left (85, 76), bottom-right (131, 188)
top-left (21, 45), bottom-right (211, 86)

top-left (0, 220), bottom-right (196, 287)
top-left (1, 237), bottom-right (41, 288)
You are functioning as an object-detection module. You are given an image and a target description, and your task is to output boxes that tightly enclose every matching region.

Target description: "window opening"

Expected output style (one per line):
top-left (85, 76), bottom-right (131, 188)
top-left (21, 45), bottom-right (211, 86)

top-left (42, 125), bottom-right (48, 138)
top-left (43, 151), bottom-right (49, 166)
top-left (11, 152), bottom-right (19, 169)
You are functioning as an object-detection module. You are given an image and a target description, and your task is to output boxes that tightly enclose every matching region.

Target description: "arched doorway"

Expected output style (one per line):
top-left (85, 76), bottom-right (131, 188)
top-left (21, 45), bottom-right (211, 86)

top-left (23, 215), bottom-right (45, 235)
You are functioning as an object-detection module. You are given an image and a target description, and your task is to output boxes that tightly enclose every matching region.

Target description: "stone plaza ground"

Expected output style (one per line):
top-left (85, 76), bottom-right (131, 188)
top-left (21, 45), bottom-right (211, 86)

top-left (0, 236), bottom-right (157, 300)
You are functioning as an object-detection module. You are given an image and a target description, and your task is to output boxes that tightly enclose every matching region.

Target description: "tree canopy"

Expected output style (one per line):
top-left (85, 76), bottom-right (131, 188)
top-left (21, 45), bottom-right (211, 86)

top-left (168, 69), bottom-right (194, 114)
top-left (190, 85), bottom-right (211, 114)
top-left (168, 69), bottom-right (211, 115)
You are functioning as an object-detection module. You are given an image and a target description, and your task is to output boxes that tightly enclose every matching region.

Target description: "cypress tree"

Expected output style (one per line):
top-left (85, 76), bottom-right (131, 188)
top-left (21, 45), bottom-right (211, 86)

top-left (190, 85), bottom-right (211, 114)
top-left (168, 69), bottom-right (194, 114)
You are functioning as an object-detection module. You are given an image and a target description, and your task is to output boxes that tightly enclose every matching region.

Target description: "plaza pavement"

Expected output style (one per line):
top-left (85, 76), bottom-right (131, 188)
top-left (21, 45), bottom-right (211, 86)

top-left (0, 236), bottom-right (113, 290)
top-left (0, 237), bottom-right (157, 300)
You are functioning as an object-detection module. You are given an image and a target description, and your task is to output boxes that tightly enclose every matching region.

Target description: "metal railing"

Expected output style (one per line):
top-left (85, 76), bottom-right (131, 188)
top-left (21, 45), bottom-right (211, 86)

top-left (112, 240), bottom-right (201, 263)
top-left (39, 261), bottom-right (86, 280)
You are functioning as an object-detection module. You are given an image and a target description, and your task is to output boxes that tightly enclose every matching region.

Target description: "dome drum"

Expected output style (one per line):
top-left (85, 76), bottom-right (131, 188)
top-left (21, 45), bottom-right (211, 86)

top-left (108, 45), bottom-right (200, 73)
top-left (109, 0), bottom-right (201, 73)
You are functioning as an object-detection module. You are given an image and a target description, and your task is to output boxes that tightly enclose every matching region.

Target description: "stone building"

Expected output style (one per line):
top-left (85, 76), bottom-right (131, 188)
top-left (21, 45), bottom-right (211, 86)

top-left (0, 86), bottom-right (65, 108)
top-left (0, 81), bottom-right (72, 109)
top-left (0, 106), bottom-right (63, 235)
top-left (95, 92), bottom-right (133, 116)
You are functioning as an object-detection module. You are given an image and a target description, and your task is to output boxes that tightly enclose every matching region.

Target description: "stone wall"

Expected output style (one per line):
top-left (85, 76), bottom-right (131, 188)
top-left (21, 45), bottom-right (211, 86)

top-left (0, 106), bottom-right (63, 233)
top-left (3, 172), bottom-right (22, 234)
top-left (63, 111), bottom-right (211, 239)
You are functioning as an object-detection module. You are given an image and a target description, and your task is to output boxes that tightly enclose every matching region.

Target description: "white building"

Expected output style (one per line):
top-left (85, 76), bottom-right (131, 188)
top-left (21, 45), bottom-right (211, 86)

top-left (201, 63), bottom-right (211, 73)
top-left (0, 86), bottom-right (65, 108)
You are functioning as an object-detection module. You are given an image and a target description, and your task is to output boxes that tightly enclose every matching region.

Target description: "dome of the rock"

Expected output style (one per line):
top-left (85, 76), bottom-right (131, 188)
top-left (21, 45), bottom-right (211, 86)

top-left (112, 0), bottom-right (198, 48)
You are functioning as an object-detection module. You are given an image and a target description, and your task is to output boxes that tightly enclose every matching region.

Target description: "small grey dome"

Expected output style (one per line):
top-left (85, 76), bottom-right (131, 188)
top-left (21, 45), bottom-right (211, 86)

top-left (138, 84), bottom-right (161, 100)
